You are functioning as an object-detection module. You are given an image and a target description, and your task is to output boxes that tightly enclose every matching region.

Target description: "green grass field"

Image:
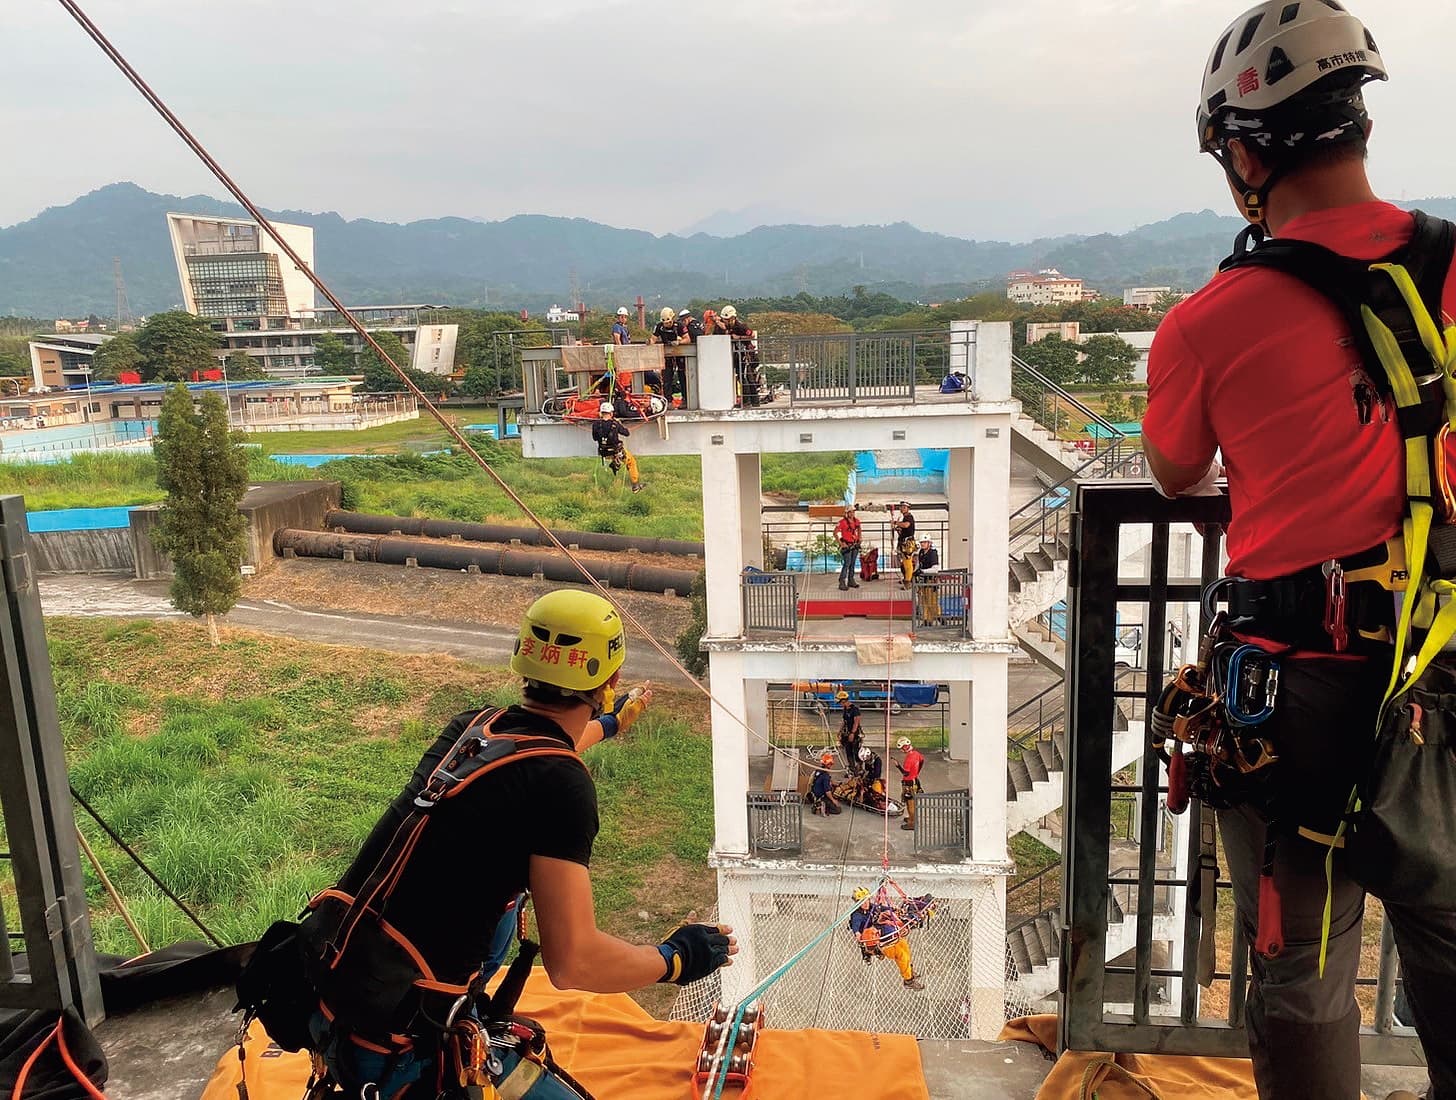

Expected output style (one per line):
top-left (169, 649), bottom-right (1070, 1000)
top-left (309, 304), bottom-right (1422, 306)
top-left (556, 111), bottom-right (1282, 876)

top-left (43, 619), bottom-right (716, 975)
top-left (0, 436), bottom-right (852, 538)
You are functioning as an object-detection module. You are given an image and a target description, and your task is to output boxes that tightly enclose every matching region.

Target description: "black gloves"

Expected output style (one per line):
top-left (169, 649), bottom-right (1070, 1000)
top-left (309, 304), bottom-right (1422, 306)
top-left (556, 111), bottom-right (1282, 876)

top-left (657, 924), bottom-right (732, 985)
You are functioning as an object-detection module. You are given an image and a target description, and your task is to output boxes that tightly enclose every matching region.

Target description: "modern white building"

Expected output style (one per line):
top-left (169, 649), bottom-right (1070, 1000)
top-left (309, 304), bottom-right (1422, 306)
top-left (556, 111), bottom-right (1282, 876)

top-left (165, 214), bottom-right (458, 379)
top-left (544, 305), bottom-right (581, 324)
top-left (166, 213), bottom-right (317, 319)
top-left (519, 324), bottom-right (1020, 1040)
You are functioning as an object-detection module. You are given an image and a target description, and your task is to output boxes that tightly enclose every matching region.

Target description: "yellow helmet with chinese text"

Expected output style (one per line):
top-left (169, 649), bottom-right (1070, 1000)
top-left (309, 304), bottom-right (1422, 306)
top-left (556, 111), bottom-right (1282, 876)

top-left (511, 590), bottom-right (626, 692)
top-left (852, 887), bottom-right (871, 901)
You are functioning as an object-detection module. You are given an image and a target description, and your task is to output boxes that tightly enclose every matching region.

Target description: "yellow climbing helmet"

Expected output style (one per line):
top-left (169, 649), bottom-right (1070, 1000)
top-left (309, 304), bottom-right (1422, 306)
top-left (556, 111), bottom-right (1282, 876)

top-left (852, 887), bottom-right (871, 902)
top-left (510, 590), bottom-right (626, 693)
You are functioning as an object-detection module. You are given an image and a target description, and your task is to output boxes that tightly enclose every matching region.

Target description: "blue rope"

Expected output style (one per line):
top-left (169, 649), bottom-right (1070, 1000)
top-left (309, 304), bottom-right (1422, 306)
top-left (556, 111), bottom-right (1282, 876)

top-left (707, 877), bottom-right (886, 1100)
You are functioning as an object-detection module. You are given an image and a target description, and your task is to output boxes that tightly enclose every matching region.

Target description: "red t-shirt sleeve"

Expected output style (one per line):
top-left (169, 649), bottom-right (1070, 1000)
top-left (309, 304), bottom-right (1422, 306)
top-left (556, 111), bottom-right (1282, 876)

top-left (1144, 310), bottom-right (1217, 468)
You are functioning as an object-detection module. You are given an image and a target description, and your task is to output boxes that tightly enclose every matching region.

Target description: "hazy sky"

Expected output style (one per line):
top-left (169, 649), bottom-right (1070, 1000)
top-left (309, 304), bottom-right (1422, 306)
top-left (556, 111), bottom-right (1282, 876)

top-left (4, 1), bottom-right (1452, 241)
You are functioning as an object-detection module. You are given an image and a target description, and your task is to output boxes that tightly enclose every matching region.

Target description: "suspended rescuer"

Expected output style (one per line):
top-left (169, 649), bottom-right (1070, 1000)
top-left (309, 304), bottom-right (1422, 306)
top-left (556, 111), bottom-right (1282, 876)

top-left (1144, 5), bottom-right (1456, 1098)
top-left (893, 736), bottom-right (924, 833)
top-left (835, 505), bottom-right (862, 591)
top-left (590, 404), bottom-right (644, 493)
top-left (848, 887), bottom-right (924, 991)
top-left (246, 591), bottom-right (735, 1098)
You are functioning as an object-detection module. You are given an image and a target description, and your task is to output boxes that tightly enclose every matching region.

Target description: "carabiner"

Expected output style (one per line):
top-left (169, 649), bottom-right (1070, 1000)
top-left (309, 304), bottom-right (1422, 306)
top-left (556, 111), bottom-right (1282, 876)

top-left (1225, 644), bottom-right (1276, 725)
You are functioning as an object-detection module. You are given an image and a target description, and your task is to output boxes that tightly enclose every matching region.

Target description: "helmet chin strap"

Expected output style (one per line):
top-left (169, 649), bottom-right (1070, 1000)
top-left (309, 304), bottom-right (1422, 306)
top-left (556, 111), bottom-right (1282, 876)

top-left (1210, 146), bottom-right (1284, 233)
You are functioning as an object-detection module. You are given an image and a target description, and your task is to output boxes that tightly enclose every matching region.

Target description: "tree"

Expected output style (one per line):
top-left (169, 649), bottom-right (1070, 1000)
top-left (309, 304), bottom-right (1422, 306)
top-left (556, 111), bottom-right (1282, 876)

top-left (1128, 393), bottom-right (1147, 419)
top-left (1102, 391), bottom-right (1132, 423)
top-left (1151, 290), bottom-right (1186, 316)
top-left (1019, 335), bottom-right (1080, 385)
top-left (91, 332), bottom-right (142, 381)
top-left (312, 331), bottom-right (357, 376)
top-left (674, 571), bottom-right (709, 677)
top-left (360, 330), bottom-right (444, 394)
top-left (1078, 334), bottom-right (1139, 385)
top-left (150, 384), bottom-right (248, 646)
top-left (135, 311), bottom-right (222, 381)
top-left (224, 352), bottom-right (267, 380)
top-left (0, 348), bottom-right (28, 379)
top-left (745, 311), bottom-right (851, 336)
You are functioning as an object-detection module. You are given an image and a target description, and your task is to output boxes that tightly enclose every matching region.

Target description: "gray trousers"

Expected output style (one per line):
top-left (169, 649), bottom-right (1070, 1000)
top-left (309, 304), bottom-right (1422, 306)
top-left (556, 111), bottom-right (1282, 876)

top-left (1218, 658), bottom-right (1456, 1100)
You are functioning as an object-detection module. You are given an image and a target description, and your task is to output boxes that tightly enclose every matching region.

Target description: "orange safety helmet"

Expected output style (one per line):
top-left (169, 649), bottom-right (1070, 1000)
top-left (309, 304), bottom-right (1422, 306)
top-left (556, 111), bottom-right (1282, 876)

top-left (819, 751), bottom-right (835, 767)
top-left (702, 309), bottom-right (718, 333)
top-left (859, 927), bottom-right (880, 949)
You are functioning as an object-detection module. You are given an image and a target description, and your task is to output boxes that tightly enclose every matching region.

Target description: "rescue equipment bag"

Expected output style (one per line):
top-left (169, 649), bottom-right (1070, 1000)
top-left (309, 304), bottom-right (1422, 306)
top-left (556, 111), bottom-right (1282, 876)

top-left (1219, 212), bottom-right (1456, 921)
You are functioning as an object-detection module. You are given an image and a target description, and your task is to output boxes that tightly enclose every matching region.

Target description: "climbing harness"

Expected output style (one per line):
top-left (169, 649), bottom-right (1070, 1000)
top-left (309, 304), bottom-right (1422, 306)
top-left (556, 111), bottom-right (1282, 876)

top-left (1215, 211), bottom-right (1456, 969)
top-left (234, 707), bottom-right (593, 1097)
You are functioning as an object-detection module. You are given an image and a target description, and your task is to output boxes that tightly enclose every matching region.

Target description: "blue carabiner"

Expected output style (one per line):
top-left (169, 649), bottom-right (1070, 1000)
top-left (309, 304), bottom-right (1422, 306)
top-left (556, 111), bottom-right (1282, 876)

top-left (1225, 644), bottom-right (1277, 725)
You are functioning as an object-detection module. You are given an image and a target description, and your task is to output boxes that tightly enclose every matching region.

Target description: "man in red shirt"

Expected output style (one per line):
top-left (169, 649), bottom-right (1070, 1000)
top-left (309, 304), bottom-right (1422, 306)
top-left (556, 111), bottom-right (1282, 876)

top-left (1145, 5), bottom-right (1456, 1098)
top-left (834, 505), bottom-right (862, 592)
top-left (893, 736), bottom-right (924, 833)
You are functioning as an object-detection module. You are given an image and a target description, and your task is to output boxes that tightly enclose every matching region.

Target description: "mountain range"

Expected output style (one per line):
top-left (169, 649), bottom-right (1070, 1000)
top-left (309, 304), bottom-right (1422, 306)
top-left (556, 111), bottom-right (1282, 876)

top-left (5, 183), bottom-right (1456, 318)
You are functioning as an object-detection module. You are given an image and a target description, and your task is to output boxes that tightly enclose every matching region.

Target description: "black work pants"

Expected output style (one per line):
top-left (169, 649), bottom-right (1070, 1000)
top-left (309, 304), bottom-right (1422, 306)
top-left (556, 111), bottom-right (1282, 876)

top-left (1217, 656), bottom-right (1456, 1100)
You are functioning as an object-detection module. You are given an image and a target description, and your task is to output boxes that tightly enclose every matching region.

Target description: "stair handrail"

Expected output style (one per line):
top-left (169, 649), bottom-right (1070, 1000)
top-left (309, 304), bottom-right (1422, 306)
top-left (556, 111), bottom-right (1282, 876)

top-left (1012, 354), bottom-right (1127, 445)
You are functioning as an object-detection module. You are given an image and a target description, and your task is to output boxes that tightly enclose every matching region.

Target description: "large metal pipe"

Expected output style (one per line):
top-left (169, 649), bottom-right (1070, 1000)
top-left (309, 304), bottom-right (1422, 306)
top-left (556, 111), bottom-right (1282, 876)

top-left (274, 529), bottom-right (699, 596)
top-left (323, 510), bottom-right (705, 558)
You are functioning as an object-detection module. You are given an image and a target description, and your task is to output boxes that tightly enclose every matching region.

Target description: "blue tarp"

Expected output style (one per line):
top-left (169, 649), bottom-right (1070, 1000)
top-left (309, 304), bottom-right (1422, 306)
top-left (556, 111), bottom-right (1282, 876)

top-left (27, 506), bottom-right (134, 532)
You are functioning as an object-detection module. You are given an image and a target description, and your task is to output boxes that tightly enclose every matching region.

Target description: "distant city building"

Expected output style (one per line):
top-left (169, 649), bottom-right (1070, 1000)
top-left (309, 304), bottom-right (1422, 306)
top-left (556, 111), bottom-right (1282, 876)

top-left (28, 334), bottom-right (112, 390)
top-left (545, 304), bottom-right (581, 324)
top-left (164, 213), bottom-right (458, 380)
top-left (1122, 287), bottom-right (1189, 311)
top-left (1006, 269), bottom-right (1089, 305)
top-left (1025, 322), bottom-right (1081, 345)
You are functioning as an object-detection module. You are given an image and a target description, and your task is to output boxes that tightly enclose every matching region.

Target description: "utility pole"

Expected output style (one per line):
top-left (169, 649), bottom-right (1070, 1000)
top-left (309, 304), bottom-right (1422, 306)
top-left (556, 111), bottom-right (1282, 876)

top-left (113, 258), bottom-right (132, 329)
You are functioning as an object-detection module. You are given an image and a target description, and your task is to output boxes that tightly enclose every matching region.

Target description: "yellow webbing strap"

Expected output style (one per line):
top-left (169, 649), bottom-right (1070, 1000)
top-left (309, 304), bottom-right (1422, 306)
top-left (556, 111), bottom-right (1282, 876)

top-left (1319, 263), bottom-right (1456, 975)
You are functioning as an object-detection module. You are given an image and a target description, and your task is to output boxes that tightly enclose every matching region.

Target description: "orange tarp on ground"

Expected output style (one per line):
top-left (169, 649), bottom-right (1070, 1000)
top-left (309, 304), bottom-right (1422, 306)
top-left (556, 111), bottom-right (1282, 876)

top-left (203, 971), bottom-right (930, 1099)
top-left (999, 1014), bottom-right (1259, 1100)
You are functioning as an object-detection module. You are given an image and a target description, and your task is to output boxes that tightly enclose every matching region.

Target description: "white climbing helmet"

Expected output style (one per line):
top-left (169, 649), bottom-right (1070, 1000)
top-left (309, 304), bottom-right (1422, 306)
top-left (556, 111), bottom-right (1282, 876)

top-left (895, 736), bottom-right (912, 751)
top-left (858, 746), bottom-right (872, 761)
top-left (720, 305), bottom-right (738, 321)
top-left (616, 306), bottom-right (629, 317)
top-left (660, 307), bottom-right (675, 323)
top-left (1197, 1), bottom-right (1386, 153)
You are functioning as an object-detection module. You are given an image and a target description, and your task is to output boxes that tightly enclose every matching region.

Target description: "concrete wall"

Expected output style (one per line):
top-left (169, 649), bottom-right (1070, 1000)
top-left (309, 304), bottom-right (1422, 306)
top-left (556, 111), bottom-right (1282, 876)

top-left (132, 480), bottom-right (341, 580)
top-left (30, 528), bottom-right (135, 574)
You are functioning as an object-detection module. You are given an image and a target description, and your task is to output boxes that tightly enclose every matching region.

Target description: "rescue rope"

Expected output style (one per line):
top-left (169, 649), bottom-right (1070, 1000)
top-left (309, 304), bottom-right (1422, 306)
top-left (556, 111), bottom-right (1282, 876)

top-left (52, 0), bottom-right (829, 779)
top-left (700, 883), bottom-right (886, 1100)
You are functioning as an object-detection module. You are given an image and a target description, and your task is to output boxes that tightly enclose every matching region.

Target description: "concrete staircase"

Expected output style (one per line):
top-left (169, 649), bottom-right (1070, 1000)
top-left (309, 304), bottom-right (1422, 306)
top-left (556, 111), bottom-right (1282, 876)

top-left (1011, 412), bottom-right (1087, 483)
top-left (1007, 535), bottom-right (1070, 631)
top-left (1008, 890), bottom-right (1179, 1003)
top-left (1005, 723), bottom-right (1144, 841)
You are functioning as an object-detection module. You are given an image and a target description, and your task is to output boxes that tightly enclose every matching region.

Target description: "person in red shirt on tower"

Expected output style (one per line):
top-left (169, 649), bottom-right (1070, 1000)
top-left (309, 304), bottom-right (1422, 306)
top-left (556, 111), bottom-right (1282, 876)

top-left (1144, 6), bottom-right (1456, 1099)
top-left (892, 736), bottom-right (924, 833)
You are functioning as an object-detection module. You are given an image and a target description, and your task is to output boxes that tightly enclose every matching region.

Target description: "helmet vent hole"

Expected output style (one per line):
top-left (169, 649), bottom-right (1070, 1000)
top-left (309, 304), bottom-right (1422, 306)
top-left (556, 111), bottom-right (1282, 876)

top-left (1319, 0), bottom-right (1346, 10)
top-left (555, 633), bottom-right (583, 646)
top-left (1236, 13), bottom-right (1265, 54)
top-left (531, 625), bottom-right (551, 642)
top-left (1211, 29), bottom-right (1234, 73)
top-left (1266, 46), bottom-right (1294, 84)
top-left (1278, 3), bottom-right (1300, 24)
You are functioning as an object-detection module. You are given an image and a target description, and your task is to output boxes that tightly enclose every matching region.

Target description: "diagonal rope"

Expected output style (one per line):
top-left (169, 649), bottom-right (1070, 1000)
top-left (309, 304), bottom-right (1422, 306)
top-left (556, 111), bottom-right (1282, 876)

top-left (55, 0), bottom-right (830, 776)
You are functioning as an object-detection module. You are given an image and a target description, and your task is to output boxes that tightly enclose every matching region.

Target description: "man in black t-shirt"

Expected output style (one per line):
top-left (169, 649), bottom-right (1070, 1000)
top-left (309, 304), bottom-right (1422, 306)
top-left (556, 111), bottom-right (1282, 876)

top-left (306, 590), bottom-right (736, 1097)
